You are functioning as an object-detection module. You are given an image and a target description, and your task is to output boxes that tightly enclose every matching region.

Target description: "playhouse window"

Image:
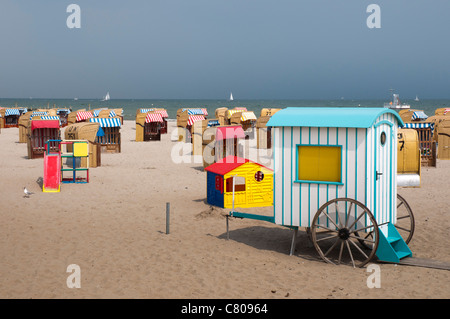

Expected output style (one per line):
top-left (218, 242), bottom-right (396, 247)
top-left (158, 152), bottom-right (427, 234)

top-left (254, 171), bottom-right (264, 182)
top-left (297, 145), bottom-right (342, 184)
top-left (226, 176), bottom-right (246, 192)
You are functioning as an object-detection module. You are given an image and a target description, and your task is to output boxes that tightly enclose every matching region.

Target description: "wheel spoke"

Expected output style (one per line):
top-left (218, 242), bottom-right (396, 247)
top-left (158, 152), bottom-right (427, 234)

top-left (345, 240), bottom-right (356, 268)
top-left (395, 226), bottom-right (411, 232)
top-left (335, 202), bottom-right (343, 228)
top-left (316, 234), bottom-right (339, 243)
top-left (348, 238), bottom-right (370, 259)
top-left (397, 201), bottom-right (404, 209)
top-left (320, 210), bottom-right (340, 230)
top-left (338, 241), bottom-right (344, 265)
top-left (323, 238), bottom-right (340, 257)
top-left (315, 225), bottom-right (339, 234)
top-left (352, 224), bottom-right (376, 234)
top-left (397, 215), bottom-right (410, 220)
top-left (349, 234), bottom-right (375, 244)
top-left (345, 202), bottom-right (353, 228)
top-left (347, 210), bottom-right (368, 230)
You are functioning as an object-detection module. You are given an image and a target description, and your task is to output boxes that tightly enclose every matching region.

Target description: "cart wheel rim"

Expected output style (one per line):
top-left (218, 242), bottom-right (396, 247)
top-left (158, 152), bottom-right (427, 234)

top-left (311, 198), bottom-right (379, 268)
top-left (396, 194), bottom-right (415, 244)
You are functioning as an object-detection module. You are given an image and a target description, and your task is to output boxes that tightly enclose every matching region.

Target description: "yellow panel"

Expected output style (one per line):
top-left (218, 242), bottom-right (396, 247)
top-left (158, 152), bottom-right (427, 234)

top-left (397, 129), bottom-right (420, 173)
top-left (74, 142), bottom-right (89, 157)
top-left (298, 146), bottom-right (341, 183)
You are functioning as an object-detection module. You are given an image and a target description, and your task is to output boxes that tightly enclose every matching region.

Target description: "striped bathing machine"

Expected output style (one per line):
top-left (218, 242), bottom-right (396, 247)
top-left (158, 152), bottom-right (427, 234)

top-left (226, 107), bottom-right (415, 267)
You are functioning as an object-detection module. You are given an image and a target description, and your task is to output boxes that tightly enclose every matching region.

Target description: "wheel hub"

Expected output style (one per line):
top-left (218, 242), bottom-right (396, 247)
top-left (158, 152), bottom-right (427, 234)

top-left (338, 228), bottom-right (350, 240)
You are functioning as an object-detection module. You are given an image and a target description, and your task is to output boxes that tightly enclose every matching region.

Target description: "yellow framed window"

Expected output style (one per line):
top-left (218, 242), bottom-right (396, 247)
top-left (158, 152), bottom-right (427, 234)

top-left (296, 145), bottom-right (343, 185)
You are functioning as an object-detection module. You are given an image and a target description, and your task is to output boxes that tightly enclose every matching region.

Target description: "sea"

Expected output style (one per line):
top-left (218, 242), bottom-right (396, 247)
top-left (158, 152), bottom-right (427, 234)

top-left (1, 98), bottom-right (449, 121)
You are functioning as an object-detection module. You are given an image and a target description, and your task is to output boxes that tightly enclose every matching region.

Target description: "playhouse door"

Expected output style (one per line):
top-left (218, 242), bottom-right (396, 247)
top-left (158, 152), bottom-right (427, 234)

top-left (373, 123), bottom-right (395, 226)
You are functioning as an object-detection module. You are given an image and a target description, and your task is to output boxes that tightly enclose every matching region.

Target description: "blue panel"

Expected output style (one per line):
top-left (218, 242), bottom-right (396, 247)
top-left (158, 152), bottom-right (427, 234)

top-left (267, 107), bottom-right (404, 128)
top-left (376, 223), bottom-right (412, 263)
top-left (207, 172), bottom-right (224, 208)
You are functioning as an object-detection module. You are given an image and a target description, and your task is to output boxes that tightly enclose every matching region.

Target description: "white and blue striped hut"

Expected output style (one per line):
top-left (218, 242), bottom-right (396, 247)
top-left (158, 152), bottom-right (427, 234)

top-left (267, 107), bottom-right (404, 229)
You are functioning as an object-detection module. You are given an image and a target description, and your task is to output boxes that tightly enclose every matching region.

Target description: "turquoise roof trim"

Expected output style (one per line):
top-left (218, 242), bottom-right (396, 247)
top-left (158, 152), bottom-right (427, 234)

top-left (267, 107), bottom-right (404, 128)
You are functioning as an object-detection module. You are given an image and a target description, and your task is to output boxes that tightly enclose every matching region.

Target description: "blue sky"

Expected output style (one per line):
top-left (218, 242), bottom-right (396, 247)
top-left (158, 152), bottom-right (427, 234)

top-left (0, 0), bottom-right (449, 99)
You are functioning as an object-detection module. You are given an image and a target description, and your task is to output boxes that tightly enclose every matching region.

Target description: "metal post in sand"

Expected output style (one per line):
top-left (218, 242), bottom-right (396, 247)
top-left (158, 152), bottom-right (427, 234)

top-left (166, 202), bottom-right (170, 234)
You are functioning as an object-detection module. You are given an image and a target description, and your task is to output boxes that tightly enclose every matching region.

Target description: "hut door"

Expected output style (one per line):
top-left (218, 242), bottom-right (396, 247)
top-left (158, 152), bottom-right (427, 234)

top-left (373, 123), bottom-right (395, 227)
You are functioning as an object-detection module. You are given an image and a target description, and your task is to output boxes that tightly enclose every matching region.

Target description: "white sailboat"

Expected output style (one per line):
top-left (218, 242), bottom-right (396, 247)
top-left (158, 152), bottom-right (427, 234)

top-left (229, 92), bottom-right (234, 101)
top-left (415, 95), bottom-right (419, 101)
top-left (102, 92), bottom-right (110, 101)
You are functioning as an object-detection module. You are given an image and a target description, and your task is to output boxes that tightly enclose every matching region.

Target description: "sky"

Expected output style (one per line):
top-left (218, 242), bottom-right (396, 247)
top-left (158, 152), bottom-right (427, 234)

top-left (0, 0), bottom-right (449, 100)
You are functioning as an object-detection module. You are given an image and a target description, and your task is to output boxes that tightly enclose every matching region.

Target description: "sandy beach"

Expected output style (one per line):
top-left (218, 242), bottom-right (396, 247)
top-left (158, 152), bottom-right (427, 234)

top-left (0, 120), bottom-right (449, 299)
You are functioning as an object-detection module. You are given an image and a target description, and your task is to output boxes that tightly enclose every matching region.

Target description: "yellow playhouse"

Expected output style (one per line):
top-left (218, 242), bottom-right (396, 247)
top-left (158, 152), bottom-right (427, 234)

top-left (205, 155), bottom-right (273, 209)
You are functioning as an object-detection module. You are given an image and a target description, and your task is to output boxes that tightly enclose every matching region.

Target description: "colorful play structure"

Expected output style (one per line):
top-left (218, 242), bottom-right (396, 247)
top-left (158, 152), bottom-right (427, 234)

top-left (205, 156), bottom-right (273, 209)
top-left (42, 139), bottom-right (90, 193)
top-left (65, 122), bottom-right (102, 168)
top-left (220, 107), bottom-right (420, 268)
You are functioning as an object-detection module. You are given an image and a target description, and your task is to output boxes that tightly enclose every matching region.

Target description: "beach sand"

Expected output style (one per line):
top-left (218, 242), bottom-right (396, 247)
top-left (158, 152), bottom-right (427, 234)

top-left (0, 120), bottom-right (449, 299)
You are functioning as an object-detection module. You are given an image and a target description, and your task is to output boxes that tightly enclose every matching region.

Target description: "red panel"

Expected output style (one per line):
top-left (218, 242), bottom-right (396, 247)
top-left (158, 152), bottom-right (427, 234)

top-left (216, 126), bottom-right (245, 140)
top-left (31, 120), bottom-right (60, 131)
top-left (43, 153), bottom-right (61, 190)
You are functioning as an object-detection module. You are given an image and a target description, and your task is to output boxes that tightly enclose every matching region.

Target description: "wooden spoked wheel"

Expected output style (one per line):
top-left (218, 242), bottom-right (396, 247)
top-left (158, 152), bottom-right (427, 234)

top-left (395, 194), bottom-right (415, 244)
top-left (311, 198), bottom-right (379, 268)
top-left (357, 194), bottom-right (415, 249)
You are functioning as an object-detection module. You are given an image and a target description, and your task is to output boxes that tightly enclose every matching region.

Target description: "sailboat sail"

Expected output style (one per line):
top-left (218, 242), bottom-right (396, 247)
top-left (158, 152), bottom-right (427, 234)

top-left (229, 92), bottom-right (233, 101)
top-left (102, 92), bottom-right (110, 101)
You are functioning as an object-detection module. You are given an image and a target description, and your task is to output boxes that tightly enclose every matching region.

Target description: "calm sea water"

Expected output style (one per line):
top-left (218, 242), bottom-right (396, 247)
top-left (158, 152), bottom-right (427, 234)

top-left (1, 98), bottom-right (449, 121)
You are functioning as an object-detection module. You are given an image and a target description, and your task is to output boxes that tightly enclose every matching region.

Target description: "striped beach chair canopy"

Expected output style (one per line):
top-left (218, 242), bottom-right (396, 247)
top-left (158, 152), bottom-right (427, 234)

top-left (5, 109), bottom-right (21, 116)
top-left (40, 116), bottom-right (60, 120)
top-left (411, 111), bottom-right (428, 120)
top-left (140, 108), bottom-right (154, 113)
top-left (109, 110), bottom-right (116, 117)
top-left (207, 119), bottom-right (220, 127)
top-left (29, 111), bottom-right (48, 119)
top-left (76, 111), bottom-right (94, 122)
top-left (184, 108), bottom-right (204, 115)
top-left (89, 117), bottom-right (122, 128)
top-left (145, 113), bottom-right (164, 123)
top-left (57, 108), bottom-right (71, 114)
top-left (226, 109), bottom-right (243, 119)
top-left (153, 109), bottom-right (169, 118)
top-left (92, 108), bottom-right (107, 117)
top-left (187, 115), bottom-right (205, 126)
top-left (403, 122), bottom-right (434, 130)
top-left (240, 111), bottom-right (257, 121)
top-left (40, 115), bottom-right (61, 126)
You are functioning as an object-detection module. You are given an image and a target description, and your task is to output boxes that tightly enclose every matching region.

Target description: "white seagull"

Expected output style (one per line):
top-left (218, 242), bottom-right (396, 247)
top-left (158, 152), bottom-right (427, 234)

top-left (23, 187), bottom-right (34, 198)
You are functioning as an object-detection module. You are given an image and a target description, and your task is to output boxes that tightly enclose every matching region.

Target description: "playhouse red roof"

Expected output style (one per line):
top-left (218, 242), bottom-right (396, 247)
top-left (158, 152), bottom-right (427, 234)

top-left (205, 156), bottom-right (271, 175)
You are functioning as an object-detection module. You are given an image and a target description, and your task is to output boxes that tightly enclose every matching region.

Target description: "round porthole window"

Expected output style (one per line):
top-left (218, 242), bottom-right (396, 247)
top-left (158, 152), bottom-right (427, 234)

top-left (255, 171), bottom-right (264, 182)
top-left (380, 132), bottom-right (386, 146)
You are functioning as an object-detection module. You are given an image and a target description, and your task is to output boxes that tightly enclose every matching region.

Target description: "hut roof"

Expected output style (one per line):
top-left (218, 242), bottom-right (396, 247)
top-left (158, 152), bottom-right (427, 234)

top-left (267, 107), bottom-right (404, 128)
top-left (204, 156), bottom-right (272, 175)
